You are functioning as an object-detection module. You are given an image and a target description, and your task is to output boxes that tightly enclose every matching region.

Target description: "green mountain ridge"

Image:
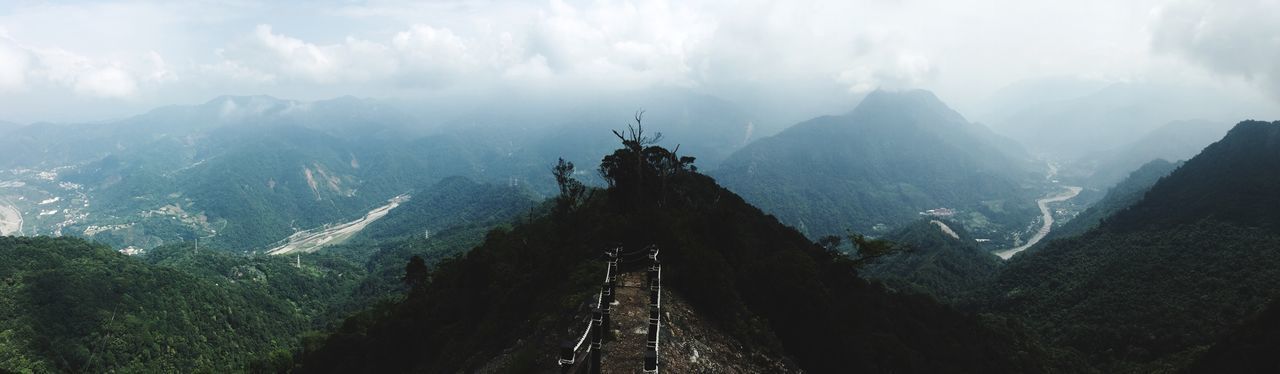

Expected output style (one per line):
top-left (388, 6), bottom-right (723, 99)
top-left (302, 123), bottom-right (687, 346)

top-left (288, 133), bottom-right (1055, 373)
top-left (0, 92), bottom-right (761, 252)
top-left (714, 89), bottom-right (1042, 242)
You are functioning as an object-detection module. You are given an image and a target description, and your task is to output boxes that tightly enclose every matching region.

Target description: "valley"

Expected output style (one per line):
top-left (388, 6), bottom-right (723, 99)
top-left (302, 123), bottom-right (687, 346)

top-left (6, 2), bottom-right (1280, 372)
top-left (994, 185), bottom-right (1082, 259)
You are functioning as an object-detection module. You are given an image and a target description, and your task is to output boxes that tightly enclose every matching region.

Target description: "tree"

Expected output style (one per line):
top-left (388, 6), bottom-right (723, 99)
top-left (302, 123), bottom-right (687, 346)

top-left (402, 255), bottom-right (430, 290)
top-left (848, 233), bottom-right (903, 265)
top-left (552, 158), bottom-right (588, 214)
top-left (599, 111), bottom-right (696, 209)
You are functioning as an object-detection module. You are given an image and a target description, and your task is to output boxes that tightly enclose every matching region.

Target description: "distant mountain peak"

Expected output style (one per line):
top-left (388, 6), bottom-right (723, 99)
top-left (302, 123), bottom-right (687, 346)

top-left (851, 88), bottom-right (968, 124)
top-left (1224, 119), bottom-right (1280, 140)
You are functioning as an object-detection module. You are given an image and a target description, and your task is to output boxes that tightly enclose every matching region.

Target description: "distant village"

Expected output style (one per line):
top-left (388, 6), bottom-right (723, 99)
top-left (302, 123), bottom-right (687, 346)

top-left (919, 207), bottom-right (956, 217)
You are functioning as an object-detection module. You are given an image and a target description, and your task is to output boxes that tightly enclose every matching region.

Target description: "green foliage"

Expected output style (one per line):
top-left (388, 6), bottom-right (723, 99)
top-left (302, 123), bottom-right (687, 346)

top-left (599, 114), bottom-right (698, 210)
top-left (989, 121), bottom-right (1280, 372)
top-left (861, 219), bottom-right (1002, 304)
top-left (402, 255), bottom-right (429, 290)
top-left (848, 233), bottom-right (902, 263)
top-left (355, 176), bottom-right (535, 243)
top-left (991, 222), bottom-right (1280, 371)
top-left (1186, 299), bottom-right (1280, 373)
top-left (552, 158), bottom-right (589, 215)
top-left (0, 236), bottom-right (363, 373)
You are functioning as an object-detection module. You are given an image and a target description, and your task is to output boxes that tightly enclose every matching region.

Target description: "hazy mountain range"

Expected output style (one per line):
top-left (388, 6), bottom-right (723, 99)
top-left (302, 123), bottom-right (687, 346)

top-left (986, 81), bottom-right (1275, 160)
top-left (1, 88), bottom-right (1278, 373)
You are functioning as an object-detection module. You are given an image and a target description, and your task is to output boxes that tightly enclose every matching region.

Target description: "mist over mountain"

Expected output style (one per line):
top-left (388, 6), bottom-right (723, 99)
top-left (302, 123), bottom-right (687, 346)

top-left (715, 89), bottom-right (1042, 242)
top-left (0, 121), bottom-right (19, 135)
top-left (988, 82), bottom-right (1277, 160)
top-left (1078, 119), bottom-right (1229, 188)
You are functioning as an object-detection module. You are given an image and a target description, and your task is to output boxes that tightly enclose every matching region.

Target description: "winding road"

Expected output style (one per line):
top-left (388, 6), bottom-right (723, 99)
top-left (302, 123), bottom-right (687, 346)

top-left (994, 186), bottom-right (1082, 260)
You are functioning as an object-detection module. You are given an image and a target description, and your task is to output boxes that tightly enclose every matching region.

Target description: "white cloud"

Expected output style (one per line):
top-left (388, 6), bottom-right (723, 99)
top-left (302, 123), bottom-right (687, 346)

top-left (0, 34), bottom-right (32, 93)
top-left (0, 38), bottom-right (129, 98)
top-left (144, 51), bottom-right (178, 84)
top-left (0, 0), bottom-right (1276, 123)
top-left (1151, 0), bottom-right (1280, 98)
top-left (837, 53), bottom-right (937, 94)
top-left (208, 0), bottom-right (714, 91)
top-left (73, 66), bottom-right (138, 97)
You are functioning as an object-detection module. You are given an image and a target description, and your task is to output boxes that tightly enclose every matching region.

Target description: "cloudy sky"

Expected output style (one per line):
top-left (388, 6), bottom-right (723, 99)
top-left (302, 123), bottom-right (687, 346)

top-left (1, 0), bottom-right (1278, 124)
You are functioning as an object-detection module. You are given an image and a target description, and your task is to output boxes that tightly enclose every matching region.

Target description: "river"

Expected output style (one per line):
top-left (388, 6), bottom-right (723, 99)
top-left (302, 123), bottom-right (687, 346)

top-left (994, 186), bottom-right (1082, 260)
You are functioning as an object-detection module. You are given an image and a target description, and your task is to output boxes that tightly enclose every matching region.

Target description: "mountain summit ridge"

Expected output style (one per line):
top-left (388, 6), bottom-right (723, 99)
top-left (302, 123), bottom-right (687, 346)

top-left (714, 88), bottom-right (1040, 240)
top-left (850, 89), bottom-right (970, 125)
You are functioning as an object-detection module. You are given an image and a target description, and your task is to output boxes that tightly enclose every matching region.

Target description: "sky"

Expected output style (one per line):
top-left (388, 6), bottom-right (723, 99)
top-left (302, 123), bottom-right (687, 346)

top-left (1, 0), bottom-right (1279, 125)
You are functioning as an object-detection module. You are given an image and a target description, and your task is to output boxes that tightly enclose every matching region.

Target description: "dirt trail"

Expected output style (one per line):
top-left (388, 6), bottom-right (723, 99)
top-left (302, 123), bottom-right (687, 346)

top-left (595, 272), bottom-right (799, 373)
top-left (600, 272), bottom-right (652, 373)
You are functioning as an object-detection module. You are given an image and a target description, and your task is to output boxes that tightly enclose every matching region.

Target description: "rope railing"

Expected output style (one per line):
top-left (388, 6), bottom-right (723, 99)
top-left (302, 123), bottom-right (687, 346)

top-left (557, 245), bottom-right (663, 374)
top-left (643, 245), bottom-right (662, 373)
top-left (559, 247), bottom-right (620, 374)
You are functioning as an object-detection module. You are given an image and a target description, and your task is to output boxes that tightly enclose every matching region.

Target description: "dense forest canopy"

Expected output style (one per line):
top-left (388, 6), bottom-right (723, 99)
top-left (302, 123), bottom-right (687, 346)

top-left (986, 120), bottom-right (1280, 372)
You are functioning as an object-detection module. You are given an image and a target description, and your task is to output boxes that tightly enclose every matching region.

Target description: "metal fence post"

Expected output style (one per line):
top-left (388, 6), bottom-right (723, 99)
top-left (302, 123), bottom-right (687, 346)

top-left (590, 308), bottom-right (603, 374)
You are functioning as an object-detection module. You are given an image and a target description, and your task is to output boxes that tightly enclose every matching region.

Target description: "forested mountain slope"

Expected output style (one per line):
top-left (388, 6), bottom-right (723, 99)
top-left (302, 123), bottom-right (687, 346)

top-left (290, 131), bottom-right (1055, 373)
top-left (355, 176), bottom-right (536, 242)
top-left (1046, 159), bottom-right (1181, 241)
top-left (0, 236), bottom-right (362, 372)
top-left (715, 89), bottom-right (1041, 241)
top-left (861, 219), bottom-right (1002, 303)
top-left (990, 120), bottom-right (1280, 372)
top-left (1185, 299), bottom-right (1280, 373)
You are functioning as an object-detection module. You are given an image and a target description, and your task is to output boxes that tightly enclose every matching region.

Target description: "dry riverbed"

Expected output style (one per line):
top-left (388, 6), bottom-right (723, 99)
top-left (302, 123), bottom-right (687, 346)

top-left (267, 194), bottom-right (409, 255)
